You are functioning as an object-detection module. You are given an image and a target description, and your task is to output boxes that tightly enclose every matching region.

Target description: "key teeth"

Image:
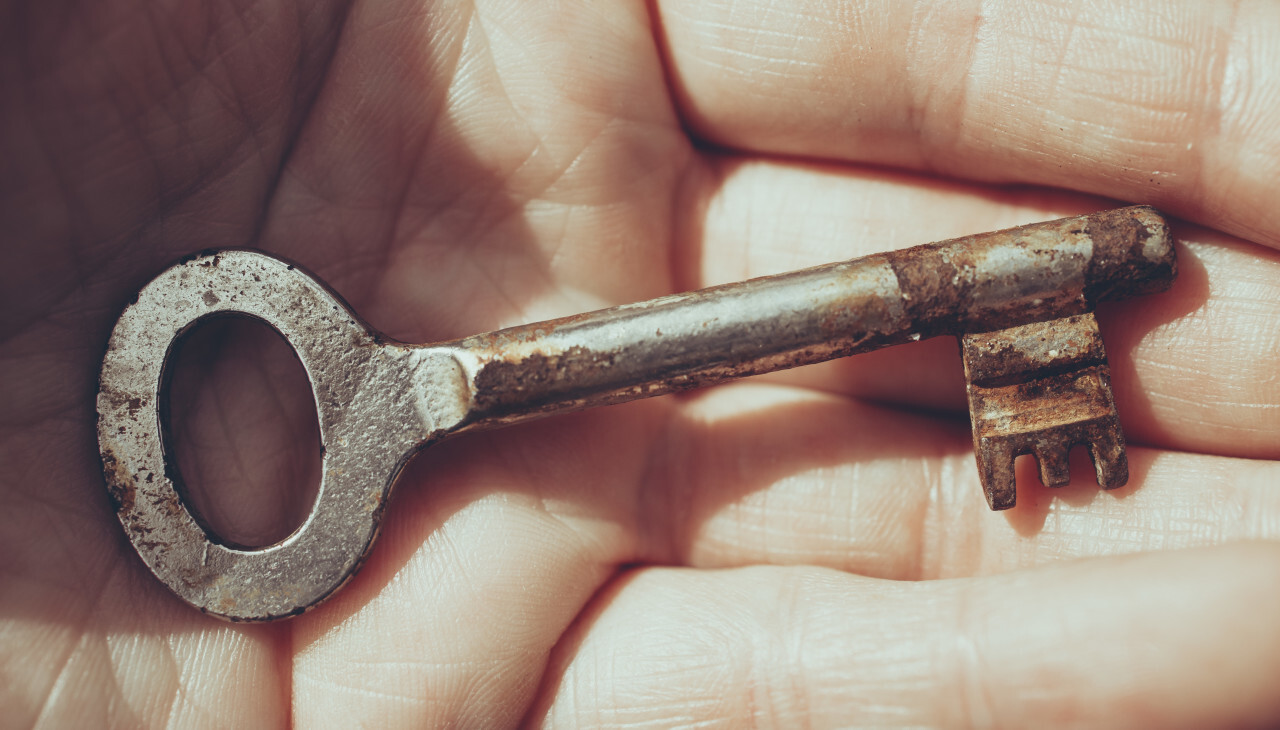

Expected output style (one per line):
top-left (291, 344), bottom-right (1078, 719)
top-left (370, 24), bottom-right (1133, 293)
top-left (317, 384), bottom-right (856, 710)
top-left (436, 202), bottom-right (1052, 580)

top-left (1090, 425), bottom-right (1129, 489)
top-left (976, 441), bottom-right (1017, 511)
top-left (1034, 444), bottom-right (1071, 488)
top-left (975, 423), bottom-right (1129, 510)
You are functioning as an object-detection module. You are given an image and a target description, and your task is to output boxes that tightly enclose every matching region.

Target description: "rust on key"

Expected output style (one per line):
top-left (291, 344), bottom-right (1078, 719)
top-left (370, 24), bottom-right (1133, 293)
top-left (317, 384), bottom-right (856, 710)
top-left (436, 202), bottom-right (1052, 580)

top-left (883, 206), bottom-right (1176, 509)
top-left (97, 206), bottom-right (1175, 621)
top-left (961, 312), bottom-right (1127, 510)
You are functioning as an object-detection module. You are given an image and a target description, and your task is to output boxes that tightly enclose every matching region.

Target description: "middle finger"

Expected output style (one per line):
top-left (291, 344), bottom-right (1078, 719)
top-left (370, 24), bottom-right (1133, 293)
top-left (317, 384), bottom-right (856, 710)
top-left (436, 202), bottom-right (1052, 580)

top-left (635, 381), bottom-right (1280, 580)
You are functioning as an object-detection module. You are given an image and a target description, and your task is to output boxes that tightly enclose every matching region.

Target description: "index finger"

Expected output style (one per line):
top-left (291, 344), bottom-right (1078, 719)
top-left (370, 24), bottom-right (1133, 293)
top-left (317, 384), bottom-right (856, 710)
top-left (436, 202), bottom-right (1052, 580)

top-left (654, 0), bottom-right (1280, 247)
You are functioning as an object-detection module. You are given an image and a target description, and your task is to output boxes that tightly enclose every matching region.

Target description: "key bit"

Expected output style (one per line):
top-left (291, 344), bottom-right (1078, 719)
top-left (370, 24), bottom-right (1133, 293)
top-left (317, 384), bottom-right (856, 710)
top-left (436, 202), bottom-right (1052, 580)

top-left (97, 205), bottom-right (1175, 621)
top-left (961, 312), bottom-right (1127, 510)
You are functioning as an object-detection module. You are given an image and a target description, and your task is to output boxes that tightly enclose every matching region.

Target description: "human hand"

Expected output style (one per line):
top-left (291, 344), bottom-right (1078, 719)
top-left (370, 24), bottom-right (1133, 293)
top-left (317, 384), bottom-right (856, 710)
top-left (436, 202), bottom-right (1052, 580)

top-left (3, 0), bottom-right (1279, 727)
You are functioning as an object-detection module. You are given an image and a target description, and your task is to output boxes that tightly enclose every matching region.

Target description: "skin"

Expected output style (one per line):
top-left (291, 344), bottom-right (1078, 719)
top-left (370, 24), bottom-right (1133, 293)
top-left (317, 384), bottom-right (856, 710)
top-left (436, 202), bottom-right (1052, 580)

top-left (2, 0), bottom-right (1279, 726)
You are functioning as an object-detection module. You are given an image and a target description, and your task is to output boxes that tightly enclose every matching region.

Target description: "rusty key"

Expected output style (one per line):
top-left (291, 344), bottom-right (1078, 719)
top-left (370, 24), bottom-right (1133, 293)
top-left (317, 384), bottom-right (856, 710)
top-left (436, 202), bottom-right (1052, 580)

top-left (98, 206), bottom-right (1176, 621)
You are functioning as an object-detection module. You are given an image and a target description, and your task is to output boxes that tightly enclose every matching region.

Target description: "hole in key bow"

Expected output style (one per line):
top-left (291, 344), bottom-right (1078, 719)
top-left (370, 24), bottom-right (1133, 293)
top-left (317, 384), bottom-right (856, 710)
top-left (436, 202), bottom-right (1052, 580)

top-left (162, 314), bottom-right (322, 549)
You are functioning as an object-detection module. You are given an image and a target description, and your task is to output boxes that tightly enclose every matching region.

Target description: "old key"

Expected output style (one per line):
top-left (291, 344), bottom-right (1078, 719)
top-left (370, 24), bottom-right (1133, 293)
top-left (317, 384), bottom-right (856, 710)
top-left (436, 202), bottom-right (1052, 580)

top-left (98, 206), bottom-right (1176, 621)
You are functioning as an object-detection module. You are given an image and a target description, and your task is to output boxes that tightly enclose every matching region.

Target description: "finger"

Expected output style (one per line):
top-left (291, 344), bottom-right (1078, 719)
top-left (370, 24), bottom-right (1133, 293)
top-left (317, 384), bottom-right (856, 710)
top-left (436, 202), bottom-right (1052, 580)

top-left (637, 382), bottom-right (1280, 579)
top-left (529, 545), bottom-right (1280, 728)
top-left (655, 0), bottom-right (1280, 248)
top-left (677, 157), bottom-right (1280, 460)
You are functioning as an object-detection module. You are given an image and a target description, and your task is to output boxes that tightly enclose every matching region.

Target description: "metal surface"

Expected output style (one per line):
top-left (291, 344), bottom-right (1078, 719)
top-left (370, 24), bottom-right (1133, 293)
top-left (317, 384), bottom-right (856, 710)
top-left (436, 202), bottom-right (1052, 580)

top-left (961, 312), bottom-right (1125, 510)
top-left (97, 205), bottom-right (1177, 621)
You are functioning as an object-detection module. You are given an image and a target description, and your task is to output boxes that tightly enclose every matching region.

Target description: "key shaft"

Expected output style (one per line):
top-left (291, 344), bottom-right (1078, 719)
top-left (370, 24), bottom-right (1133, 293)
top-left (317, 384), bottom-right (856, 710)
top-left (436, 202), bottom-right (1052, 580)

top-left (431, 206), bottom-right (1173, 435)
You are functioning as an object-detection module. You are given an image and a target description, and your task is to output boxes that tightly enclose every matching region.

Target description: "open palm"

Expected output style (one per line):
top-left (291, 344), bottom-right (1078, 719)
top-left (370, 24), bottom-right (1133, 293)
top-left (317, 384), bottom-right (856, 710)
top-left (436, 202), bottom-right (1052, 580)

top-left (4, 1), bottom-right (1279, 727)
